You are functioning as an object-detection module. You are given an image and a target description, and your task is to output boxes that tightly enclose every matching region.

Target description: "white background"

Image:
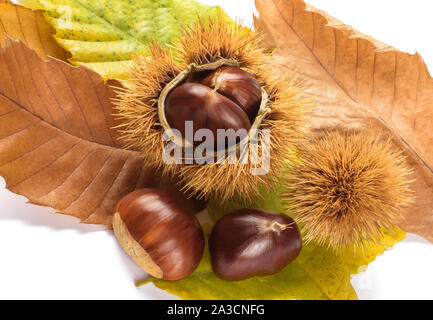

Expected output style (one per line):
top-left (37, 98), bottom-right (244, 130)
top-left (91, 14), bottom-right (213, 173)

top-left (1, 0), bottom-right (433, 299)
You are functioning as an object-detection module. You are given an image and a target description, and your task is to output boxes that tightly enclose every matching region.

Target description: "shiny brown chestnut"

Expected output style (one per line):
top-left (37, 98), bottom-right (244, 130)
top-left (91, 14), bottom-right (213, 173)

top-left (165, 82), bottom-right (251, 150)
top-left (200, 66), bottom-right (262, 122)
top-left (209, 208), bottom-right (302, 281)
top-left (112, 188), bottom-right (204, 281)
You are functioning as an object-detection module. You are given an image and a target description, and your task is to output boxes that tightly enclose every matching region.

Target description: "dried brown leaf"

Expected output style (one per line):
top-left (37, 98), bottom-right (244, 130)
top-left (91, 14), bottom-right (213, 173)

top-left (255, 0), bottom-right (433, 241)
top-left (0, 37), bottom-right (203, 226)
top-left (0, 0), bottom-right (67, 60)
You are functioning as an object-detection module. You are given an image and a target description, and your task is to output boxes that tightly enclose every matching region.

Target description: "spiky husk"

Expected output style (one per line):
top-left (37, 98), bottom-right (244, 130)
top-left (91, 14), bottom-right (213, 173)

top-left (283, 130), bottom-right (413, 250)
top-left (114, 17), bottom-right (311, 203)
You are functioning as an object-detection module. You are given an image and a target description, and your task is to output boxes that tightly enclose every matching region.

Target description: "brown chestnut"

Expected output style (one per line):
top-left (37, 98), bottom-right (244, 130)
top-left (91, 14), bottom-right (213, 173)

top-left (112, 188), bottom-right (204, 281)
top-left (200, 66), bottom-right (262, 122)
top-left (209, 208), bottom-right (302, 281)
top-left (165, 82), bottom-right (251, 150)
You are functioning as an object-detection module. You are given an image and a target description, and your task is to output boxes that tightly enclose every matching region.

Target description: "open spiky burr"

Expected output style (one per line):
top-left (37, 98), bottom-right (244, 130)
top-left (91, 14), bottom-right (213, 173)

top-left (114, 17), bottom-right (311, 203)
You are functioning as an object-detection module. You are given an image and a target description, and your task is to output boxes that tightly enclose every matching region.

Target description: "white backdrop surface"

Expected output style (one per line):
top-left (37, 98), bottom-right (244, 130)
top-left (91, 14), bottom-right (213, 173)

top-left (1, 0), bottom-right (433, 299)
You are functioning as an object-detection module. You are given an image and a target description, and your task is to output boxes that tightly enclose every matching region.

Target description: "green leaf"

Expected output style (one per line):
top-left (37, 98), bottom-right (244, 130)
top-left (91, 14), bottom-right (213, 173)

top-left (148, 187), bottom-right (405, 300)
top-left (35, 0), bottom-right (229, 80)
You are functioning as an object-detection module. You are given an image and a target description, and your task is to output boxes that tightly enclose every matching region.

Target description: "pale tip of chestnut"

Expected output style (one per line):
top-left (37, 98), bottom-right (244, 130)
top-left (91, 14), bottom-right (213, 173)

top-left (112, 212), bottom-right (163, 279)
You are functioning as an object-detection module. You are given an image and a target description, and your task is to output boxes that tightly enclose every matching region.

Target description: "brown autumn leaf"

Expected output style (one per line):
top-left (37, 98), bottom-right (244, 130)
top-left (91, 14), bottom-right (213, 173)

top-left (255, 0), bottom-right (433, 242)
top-left (0, 0), bottom-right (67, 60)
top-left (0, 36), bottom-right (203, 226)
top-left (0, 2), bottom-right (204, 227)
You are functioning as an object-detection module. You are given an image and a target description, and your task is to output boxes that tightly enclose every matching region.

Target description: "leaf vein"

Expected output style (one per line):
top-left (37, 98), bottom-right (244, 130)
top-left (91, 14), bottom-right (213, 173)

top-left (271, 0), bottom-right (358, 104)
top-left (63, 150), bottom-right (113, 211)
top-left (8, 136), bottom-right (81, 188)
top-left (36, 146), bottom-right (97, 200)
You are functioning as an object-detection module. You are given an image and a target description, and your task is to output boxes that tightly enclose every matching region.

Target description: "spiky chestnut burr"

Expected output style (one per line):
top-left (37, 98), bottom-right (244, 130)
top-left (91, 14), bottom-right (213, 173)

top-left (283, 131), bottom-right (413, 250)
top-left (114, 17), bottom-right (311, 203)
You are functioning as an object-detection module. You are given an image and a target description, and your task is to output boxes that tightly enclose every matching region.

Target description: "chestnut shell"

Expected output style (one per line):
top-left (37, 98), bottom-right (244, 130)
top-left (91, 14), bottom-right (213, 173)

top-left (165, 82), bottom-right (251, 150)
top-left (209, 208), bottom-right (302, 281)
top-left (115, 188), bottom-right (204, 281)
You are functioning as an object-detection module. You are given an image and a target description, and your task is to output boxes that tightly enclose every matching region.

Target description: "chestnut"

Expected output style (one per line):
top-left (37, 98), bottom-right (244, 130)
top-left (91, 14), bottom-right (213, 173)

top-left (165, 82), bottom-right (251, 150)
top-left (112, 188), bottom-right (204, 281)
top-left (200, 66), bottom-right (262, 122)
top-left (209, 208), bottom-right (302, 281)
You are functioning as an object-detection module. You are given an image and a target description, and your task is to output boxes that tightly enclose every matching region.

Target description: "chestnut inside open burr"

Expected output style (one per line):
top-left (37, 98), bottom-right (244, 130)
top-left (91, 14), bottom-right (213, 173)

top-left (160, 61), bottom-right (266, 152)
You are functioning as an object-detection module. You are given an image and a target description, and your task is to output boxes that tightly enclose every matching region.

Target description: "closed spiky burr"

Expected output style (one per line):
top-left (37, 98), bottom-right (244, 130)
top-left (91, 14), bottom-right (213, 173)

top-left (283, 130), bottom-right (413, 250)
top-left (114, 17), bottom-right (311, 203)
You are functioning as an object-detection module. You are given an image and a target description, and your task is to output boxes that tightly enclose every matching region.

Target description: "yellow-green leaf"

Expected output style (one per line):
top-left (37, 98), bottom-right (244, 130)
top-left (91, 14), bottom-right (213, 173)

top-left (31, 0), bottom-right (229, 80)
top-left (147, 188), bottom-right (404, 300)
top-left (148, 225), bottom-right (329, 300)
